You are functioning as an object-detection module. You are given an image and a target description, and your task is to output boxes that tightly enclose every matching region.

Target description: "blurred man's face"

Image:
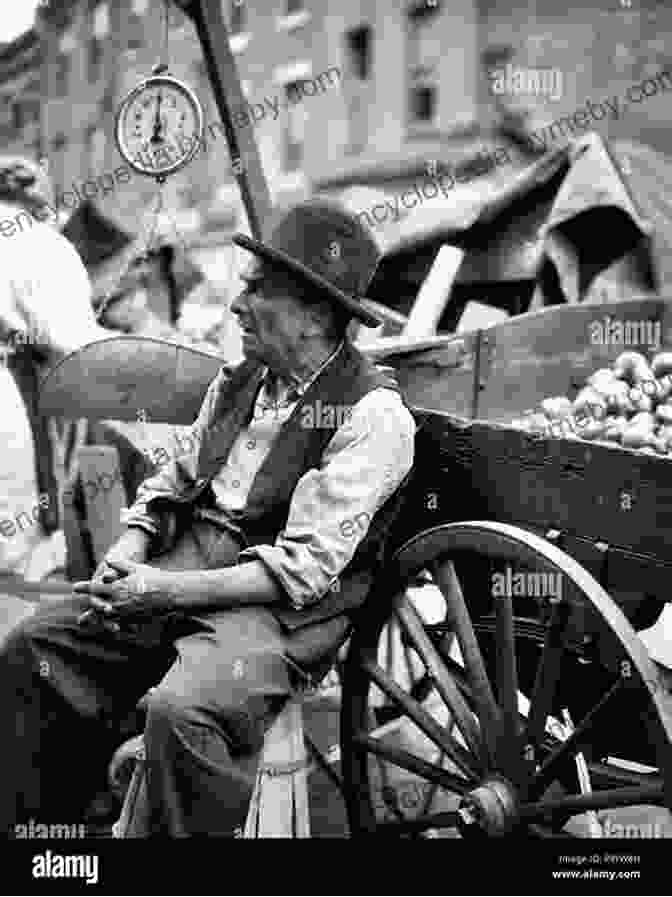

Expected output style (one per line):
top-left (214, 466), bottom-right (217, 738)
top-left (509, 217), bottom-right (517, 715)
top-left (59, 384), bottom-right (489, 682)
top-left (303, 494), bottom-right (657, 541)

top-left (230, 260), bottom-right (314, 369)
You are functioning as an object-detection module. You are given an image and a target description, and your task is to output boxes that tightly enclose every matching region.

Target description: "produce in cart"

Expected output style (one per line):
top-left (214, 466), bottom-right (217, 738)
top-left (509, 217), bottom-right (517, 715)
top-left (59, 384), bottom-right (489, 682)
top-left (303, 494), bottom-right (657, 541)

top-left (510, 350), bottom-right (672, 454)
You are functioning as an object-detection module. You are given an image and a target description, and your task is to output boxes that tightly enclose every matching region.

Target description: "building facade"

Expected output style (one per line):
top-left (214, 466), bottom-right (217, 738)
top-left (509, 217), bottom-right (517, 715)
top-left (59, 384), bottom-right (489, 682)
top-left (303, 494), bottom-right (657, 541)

top-left (0, 0), bottom-right (670, 299)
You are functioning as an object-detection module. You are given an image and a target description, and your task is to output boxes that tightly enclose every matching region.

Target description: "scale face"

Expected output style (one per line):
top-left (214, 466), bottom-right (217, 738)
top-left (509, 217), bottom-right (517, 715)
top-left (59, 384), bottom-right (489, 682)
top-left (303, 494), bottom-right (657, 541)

top-left (115, 74), bottom-right (204, 178)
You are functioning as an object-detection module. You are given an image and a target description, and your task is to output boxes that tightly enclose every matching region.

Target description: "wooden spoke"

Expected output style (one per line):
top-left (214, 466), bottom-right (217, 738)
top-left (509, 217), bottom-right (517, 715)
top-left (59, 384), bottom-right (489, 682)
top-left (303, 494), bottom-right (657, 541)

top-left (494, 594), bottom-right (523, 780)
top-left (431, 560), bottom-right (500, 765)
top-left (434, 647), bottom-right (478, 706)
top-left (417, 749), bottom-right (446, 817)
top-left (520, 783), bottom-right (666, 820)
top-left (362, 658), bottom-right (479, 781)
top-left (393, 593), bottom-right (485, 766)
top-left (304, 733), bottom-right (344, 796)
top-left (352, 731), bottom-right (472, 796)
top-left (526, 599), bottom-right (571, 746)
top-left (530, 678), bottom-right (624, 797)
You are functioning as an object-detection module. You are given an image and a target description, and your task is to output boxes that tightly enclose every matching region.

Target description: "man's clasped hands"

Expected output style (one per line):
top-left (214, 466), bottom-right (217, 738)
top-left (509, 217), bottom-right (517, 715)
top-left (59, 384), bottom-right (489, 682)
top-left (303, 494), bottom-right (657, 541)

top-left (74, 528), bottom-right (177, 631)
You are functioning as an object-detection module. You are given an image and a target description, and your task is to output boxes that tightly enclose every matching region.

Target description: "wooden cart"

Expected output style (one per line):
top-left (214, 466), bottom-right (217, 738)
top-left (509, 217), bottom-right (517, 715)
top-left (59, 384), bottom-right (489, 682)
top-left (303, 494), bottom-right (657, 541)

top-left (339, 297), bottom-right (672, 838)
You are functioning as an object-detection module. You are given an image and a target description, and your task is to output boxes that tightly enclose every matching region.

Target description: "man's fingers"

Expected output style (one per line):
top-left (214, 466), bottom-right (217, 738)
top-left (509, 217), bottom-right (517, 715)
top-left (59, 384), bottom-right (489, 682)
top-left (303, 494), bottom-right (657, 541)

top-left (72, 580), bottom-right (92, 593)
top-left (106, 559), bottom-right (134, 576)
top-left (89, 596), bottom-right (115, 615)
top-left (73, 581), bottom-right (118, 598)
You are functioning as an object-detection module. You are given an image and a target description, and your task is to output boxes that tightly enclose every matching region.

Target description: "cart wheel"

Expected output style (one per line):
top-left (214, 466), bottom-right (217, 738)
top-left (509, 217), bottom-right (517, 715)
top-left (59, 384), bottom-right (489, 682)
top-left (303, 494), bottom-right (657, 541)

top-left (341, 522), bottom-right (672, 837)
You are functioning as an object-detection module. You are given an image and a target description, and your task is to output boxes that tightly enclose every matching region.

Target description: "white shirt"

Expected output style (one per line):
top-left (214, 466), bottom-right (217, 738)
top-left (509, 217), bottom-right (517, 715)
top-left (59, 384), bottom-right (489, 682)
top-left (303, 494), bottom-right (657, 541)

top-left (0, 200), bottom-right (106, 356)
top-left (0, 202), bottom-right (105, 573)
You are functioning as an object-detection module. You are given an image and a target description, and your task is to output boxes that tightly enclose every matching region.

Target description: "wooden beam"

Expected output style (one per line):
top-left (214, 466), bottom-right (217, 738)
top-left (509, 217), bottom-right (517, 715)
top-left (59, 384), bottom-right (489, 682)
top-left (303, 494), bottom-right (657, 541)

top-left (174, 0), bottom-right (272, 240)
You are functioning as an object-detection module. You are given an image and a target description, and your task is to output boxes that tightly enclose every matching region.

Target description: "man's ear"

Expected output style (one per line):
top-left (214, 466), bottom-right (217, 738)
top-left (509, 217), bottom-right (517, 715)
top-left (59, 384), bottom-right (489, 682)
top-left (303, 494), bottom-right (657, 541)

top-left (304, 299), bottom-right (335, 338)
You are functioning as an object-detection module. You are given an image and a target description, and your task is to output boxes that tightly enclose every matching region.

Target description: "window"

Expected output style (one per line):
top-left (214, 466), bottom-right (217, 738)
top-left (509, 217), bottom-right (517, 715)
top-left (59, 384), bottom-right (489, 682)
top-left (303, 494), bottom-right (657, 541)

top-left (344, 26), bottom-right (372, 155)
top-left (407, 1), bottom-right (441, 124)
top-left (49, 134), bottom-right (67, 196)
top-left (12, 102), bottom-right (24, 130)
top-left (409, 85), bottom-right (436, 121)
top-left (55, 53), bottom-right (70, 95)
top-left (127, 13), bottom-right (145, 49)
top-left (230, 0), bottom-right (247, 36)
top-left (92, 2), bottom-right (110, 38)
top-left (345, 25), bottom-right (372, 80)
top-left (282, 80), bottom-right (307, 172)
top-left (88, 37), bottom-right (103, 81)
top-left (89, 2), bottom-right (108, 80)
top-left (0, 96), bottom-right (12, 127)
top-left (24, 99), bottom-right (40, 124)
top-left (131, 0), bottom-right (149, 13)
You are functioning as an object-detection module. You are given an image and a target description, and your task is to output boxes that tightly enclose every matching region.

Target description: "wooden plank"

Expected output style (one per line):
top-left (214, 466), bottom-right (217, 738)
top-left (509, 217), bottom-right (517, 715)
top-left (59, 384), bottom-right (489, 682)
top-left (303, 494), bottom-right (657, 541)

top-left (245, 698), bottom-right (310, 838)
top-left (176, 0), bottom-right (272, 240)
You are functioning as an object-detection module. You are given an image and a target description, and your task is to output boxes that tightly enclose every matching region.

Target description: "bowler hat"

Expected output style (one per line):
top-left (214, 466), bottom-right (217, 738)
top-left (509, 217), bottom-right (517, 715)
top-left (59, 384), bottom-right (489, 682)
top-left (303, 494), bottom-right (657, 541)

top-left (232, 199), bottom-right (383, 327)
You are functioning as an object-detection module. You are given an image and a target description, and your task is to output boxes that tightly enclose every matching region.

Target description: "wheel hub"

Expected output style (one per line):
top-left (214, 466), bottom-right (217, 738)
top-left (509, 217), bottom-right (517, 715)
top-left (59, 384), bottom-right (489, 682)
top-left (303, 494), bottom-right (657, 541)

top-left (457, 776), bottom-right (518, 837)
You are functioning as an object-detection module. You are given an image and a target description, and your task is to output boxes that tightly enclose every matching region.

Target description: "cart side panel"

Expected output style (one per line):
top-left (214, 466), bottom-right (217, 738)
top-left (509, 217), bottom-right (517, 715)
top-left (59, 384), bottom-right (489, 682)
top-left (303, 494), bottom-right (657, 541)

top-left (399, 411), bottom-right (672, 611)
top-left (381, 298), bottom-right (672, 422)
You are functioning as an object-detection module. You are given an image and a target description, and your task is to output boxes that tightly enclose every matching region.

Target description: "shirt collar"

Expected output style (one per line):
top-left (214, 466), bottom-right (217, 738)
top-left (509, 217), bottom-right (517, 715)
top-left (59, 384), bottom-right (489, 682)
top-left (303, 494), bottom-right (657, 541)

top-left (262, 340), bottom-right (345, 401)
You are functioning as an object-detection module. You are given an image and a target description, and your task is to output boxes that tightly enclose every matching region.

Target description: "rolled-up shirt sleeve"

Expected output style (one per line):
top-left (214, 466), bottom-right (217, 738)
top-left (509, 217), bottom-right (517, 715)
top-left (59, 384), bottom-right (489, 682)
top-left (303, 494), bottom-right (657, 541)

top-left (238, 388), bottom-right (415, 610)
top-left (121, 368), bottom-right (226, 542)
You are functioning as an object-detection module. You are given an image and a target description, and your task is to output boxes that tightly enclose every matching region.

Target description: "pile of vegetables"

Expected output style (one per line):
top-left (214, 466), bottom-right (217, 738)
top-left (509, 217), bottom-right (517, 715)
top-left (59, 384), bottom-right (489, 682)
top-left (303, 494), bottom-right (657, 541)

top-left (511, 351), bottom-right (672, 453)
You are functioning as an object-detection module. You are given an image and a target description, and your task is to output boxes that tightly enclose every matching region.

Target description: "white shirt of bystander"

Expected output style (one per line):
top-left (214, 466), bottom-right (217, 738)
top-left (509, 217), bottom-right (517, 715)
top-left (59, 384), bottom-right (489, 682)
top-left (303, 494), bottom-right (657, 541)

top-left (0, 200), bottom-right (109, 574)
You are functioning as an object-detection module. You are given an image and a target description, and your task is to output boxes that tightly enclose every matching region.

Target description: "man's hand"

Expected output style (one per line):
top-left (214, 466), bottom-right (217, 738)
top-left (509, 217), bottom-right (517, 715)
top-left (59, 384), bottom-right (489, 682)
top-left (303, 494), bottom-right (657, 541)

top-left (92, 528), bottom-right (152, 586)
top-left (74, 559), bottom-right (176, 621)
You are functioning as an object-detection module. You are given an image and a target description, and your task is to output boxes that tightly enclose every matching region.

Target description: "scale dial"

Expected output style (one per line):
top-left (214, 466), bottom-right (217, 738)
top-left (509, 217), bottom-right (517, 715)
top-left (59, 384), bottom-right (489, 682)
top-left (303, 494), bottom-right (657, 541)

top-left (115, 74), bottom-right (204, 178)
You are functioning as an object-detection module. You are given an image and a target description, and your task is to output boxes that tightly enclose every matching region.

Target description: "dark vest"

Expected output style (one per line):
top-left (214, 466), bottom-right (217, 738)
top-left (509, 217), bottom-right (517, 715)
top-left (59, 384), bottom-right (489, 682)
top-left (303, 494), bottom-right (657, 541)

top-left (148, 340), bottom-right (410, 630)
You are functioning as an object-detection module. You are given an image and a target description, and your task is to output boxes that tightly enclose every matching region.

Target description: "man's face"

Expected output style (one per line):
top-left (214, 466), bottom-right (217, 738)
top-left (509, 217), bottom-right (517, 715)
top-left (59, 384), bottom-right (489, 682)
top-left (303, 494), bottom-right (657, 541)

top-left (230, 259), bottom-right (312, 367)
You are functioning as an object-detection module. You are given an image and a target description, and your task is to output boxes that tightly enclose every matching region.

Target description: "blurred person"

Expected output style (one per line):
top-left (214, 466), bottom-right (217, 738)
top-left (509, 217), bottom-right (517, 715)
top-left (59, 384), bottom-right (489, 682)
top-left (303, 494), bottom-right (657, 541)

top-left (0, 156), bottom-right (109, 576)
top-left (92, 254), bottom-right (180, 340)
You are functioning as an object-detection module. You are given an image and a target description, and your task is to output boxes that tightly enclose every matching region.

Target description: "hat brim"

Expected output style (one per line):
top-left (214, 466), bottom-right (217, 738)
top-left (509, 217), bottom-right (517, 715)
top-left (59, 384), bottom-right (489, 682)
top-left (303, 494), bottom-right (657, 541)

top-left (232, 233), bottom-right (382, 328)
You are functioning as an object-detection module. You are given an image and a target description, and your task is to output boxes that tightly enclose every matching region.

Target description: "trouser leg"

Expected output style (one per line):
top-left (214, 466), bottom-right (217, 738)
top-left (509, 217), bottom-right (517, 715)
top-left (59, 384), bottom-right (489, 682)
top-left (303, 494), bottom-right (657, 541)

top-left (143, 606), bottom-right (293, 836)
top-left (0, 522), bottom-right (224, 834)
top-left (0, 594), bottom-right (179, 834)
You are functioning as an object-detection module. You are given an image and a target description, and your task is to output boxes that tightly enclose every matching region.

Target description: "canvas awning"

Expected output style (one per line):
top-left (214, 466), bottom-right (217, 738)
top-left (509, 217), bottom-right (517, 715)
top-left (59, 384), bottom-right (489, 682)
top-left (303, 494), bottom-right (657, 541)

top-left (367, 133), bottom-right (671, 318)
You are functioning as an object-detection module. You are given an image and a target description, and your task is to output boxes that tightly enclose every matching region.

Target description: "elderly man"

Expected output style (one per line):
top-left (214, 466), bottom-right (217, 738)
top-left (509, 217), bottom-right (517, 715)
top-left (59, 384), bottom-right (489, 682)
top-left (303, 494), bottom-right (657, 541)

top-left (0, 199), bottom-right (415, 836)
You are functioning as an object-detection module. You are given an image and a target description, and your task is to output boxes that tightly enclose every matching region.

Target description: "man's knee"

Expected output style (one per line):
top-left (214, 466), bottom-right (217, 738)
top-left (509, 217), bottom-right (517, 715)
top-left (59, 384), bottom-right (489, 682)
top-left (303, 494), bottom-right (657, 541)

top-left (144, 686), bottom-right (270, 755)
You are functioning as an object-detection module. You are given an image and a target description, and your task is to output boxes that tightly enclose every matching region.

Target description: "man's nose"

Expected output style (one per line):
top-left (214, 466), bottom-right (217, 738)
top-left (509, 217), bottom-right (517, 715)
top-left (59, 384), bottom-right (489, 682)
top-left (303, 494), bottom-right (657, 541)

top-left (230, 291), bottom-right (246, 317)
